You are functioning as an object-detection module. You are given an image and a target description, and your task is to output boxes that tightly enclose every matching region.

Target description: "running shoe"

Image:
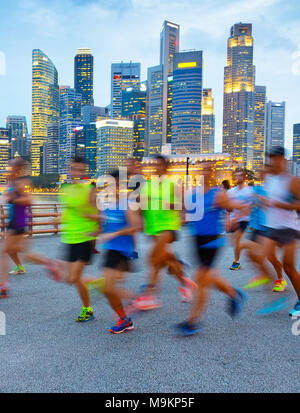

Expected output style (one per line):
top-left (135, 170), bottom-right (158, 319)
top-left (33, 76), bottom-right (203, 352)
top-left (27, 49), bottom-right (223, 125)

top-left (228, 288), bottom-right (248, 318)
top-left (133, 295), bottom-right (162, 311)
top-left (257, 297), bottom-right (289, 315)
top-left (173, 321), bottom-right (205, 336)
top-left (0, 284), bottom-right (9, 299)
top-left (178, 276), bottom-right (197, 303)
top-left (273, 278), bottom-right (287, 292)
top-left (76, 307), bottom-right (95, 322)
top-left (9, 266), bottom-right (25, 275)
top-left (289, 300), bottom-right (300, 317)
top-left (230, 261), bottom-right (241, 270)
top-left (110, 317), bottom-right (134, 334)
top-left (244, 275), bottom-right (272, 289)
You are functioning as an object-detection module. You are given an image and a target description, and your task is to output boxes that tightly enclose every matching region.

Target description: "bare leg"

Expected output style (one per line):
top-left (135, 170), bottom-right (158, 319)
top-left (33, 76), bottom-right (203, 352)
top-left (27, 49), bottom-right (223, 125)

top-left (67, 261), bottom-right (90, 307)
top-left (282, 243), bottom-right (300, 299)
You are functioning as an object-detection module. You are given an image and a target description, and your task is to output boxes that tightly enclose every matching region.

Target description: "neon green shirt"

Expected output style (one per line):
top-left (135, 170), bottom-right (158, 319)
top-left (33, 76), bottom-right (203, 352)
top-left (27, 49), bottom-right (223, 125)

top-left (140, 178), bottom-right (181, 235)
top-left (59, 182), bottom-right (99, 244)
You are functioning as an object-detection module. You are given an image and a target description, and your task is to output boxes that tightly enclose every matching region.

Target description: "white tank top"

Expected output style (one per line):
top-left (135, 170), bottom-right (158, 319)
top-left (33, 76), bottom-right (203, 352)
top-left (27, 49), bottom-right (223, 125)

top-left (264, 173), bottom-right (298, 230)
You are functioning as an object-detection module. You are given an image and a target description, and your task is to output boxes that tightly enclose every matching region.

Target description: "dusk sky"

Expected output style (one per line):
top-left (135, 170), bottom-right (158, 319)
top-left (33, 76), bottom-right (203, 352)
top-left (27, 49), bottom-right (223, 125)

top-left (0, 0), bottom-right (300, 155)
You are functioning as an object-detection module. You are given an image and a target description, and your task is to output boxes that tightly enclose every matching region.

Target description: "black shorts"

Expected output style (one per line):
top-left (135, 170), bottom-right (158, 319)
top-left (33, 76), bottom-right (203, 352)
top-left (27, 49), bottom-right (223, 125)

top-left (194, 237), bottom-right (220, 268)
top-left (228, 221), bottom-right (249, 233)
top-left (265, 228), bottom-right (300, 246)
top-left (64, 241), bottom-right (93, 263)
top-left (249, 228), bottom-right (267, 243)
top-left (103, 249), bottom-right (131, 272)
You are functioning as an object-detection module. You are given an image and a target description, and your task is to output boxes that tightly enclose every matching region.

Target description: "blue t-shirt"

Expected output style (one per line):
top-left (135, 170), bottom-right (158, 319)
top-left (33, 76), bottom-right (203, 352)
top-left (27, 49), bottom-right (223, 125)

top-left (250, 185), bottom-right (267, 230)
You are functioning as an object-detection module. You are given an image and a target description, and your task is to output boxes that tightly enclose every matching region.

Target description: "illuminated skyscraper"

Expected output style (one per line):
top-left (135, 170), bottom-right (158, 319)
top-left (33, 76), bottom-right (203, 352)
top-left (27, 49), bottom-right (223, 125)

top-left (147, 65), bottom-right (163, 155)
top-left (160, 20), bottom-right (180, 145)
top-left (266, 101), bottom-right (285, 149)
top-left (32, 49), bottom-right (59, 175)
top-left (0, 128), bottom-right (11, 184)
top-left (96, 119), bottom-right (133, 175)
top-left (43, 123), bottom-right (59, 174)
top-left (111, 62), bottom-right (141, 119)
top-left (223, 23), bottom-right (255, 169)
top-left (293, 123), bottom-right (300, 164)
top-left (201, 89), bottom-right (215, 153)
top-left (6, 116), bottom-right (28, 158)
top-left (122, 83), bottom-right (147, 161)
top-left (253, 86), bottom-right (266, 173)
top-left (82, 105), bottom-right (109, 125)
top-left (171, 51), bottom-right (203, 154)
top-left (58, 86), bottom-right (82, 179)
top-left (74, 48), bottom-right (94, 106)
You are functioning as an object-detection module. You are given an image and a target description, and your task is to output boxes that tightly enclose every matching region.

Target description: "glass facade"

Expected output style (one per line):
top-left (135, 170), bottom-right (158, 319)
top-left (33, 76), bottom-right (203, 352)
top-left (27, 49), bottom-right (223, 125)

top-left (111, 62), bottom-right (141, 119)
top-left (293, 123), bottom-right (300, 164)
top-left (32, 49), bottom-right (59, 176)
top-left (253, 86), bottom-right (266, 173)
top-left (96, 120), bottom-right (134, 175)
top-left (171, 51), bottom-right (203, 154)
top-left (223, 23), bottom-right (255, 169)
top-left (59, 87), bottom-right (82, 179)
top-left (82, 105), bottom-right (109, 125)
top-left (266, 101), bottom-right (285, 150)
top-left (147, 65), bottom-right (163, 155)
top-left (201, 88), bottom-right (215, 153)
top-left (44, 123), bottom-right (59, 174)
top-left (160, 20), bottom-right (180, 145)
top-left (0, 128), bottom-right (11, 184)
top-left (74, 49), bottom-right (94, 107)
top-left (6, 116), bottom-right (28, 159)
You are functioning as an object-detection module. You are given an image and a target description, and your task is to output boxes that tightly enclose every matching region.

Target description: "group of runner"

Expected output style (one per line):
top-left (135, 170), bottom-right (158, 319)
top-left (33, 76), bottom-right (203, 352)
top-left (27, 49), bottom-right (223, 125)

top-left (1, 145), bottom-right (300, 336)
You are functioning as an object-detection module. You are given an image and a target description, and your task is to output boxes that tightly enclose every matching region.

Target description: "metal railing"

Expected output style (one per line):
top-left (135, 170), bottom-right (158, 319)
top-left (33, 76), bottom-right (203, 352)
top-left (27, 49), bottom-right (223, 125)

top-left (0, 203), bottom-right (60, 237)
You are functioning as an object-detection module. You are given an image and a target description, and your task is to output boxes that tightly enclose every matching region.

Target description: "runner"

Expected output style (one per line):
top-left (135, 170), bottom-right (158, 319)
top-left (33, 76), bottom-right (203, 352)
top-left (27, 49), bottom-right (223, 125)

top-left (135, 155), bottom-right (196, 311)
top-left (258, 146), bottom-right (300, 317)
top-left (57, 156), bottom-right (100, 322)
top-left (0, 158), bottom-right (30, 297)
top-left (227, 169), bottom-right (253, 270)
top-left (174, 162), bottom-right (248, 336)
top-left (84, 169), bottom-right (142, 334)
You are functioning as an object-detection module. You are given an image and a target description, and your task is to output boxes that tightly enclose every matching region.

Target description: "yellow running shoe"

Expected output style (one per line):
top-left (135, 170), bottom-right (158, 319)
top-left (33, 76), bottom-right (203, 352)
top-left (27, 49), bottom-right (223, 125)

top-left (244, 275), bottom-right (272, 289)
top-left (273, 278), bottom-right (287, 292)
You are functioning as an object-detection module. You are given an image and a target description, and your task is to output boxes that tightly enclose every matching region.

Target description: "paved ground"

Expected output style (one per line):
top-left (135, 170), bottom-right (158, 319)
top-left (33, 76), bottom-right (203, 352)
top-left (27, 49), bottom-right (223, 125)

top-left (0, 230), bottom-right (299, 393)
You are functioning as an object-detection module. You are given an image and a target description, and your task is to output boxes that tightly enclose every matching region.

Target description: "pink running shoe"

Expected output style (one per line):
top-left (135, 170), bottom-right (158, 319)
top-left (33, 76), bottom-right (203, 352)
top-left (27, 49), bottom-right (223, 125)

top-left (178, 277), bottom-right (197, 303)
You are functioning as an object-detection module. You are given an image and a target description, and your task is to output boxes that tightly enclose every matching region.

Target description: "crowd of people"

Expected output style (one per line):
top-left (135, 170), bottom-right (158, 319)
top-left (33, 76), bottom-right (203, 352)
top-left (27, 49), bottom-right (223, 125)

top-left (1, 145), bottom-right (300, 336)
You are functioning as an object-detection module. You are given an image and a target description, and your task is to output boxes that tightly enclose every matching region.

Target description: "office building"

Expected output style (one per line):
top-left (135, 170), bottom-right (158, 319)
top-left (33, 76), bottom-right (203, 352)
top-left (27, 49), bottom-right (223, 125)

top-left (96, 119), bottom-right (133, 175)
top-left (160, 20), bottom-right (180, 145)
top-left (32, 49), bottom-right (59, 175)
top-left (201, 89), bottom-right (215, 153)
top-left (147, 65), bottom-right (163, 155)
top-left (111, 62), bottom-right (140, 119)
top-left (253, 86), bottom-right (266, 173)
top-left (293, 123), bottom-right (300, 164)
top-left (223, 23), bottom-right (255, 169)
top-left (6, 116), bottom-right (28, 158)
top-left (266, 101), bottom-right (285, 150)
top-left (74, 48), bottom-right (94, 106)
top-left (171, 51), bottom-right (203, 154)
top-left (82, 105), bottom-right (109, 125)
top-left (58, 86), bottom-right (82, 179)
top-left (43, 123), bottom-right (59, 174)
top-left (0, 128), bottom-right (11, 184)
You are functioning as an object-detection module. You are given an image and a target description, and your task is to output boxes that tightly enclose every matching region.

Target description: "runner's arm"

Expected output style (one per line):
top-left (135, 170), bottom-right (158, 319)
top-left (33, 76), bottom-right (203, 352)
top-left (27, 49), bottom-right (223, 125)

top-left (272, 177), bottom-right (300, 210)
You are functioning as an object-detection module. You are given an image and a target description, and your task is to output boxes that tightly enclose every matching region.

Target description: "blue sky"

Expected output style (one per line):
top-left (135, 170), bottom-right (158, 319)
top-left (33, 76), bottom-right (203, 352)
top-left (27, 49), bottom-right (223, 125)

top-left (0, 0), bottom-right (300, 154)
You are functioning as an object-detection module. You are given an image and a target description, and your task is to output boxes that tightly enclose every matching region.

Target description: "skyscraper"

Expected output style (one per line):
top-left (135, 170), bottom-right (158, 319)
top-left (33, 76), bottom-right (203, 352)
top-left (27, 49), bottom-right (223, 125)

top-left (160, 20), bottom-right (180, 145)
top-left (253, 86), bottom-right (266, 173)
top-left (201, 89), bottom-right (215, 153)
top-left (122, 83), bottom-right (147, 161)
top-left (96, 119), bottom-right (133, 175)
top-left (111, 62), bottom-right (141, 119)
top-left (58, 86), bottom-right (82, 179)
top-left (293, 123), bottom-right (300, 164)
top-left (147, 65), bottom-right (163, 155)
top-left (223, 23), bottom-right (255, 169)
top-left (43, 123), bottom-right (59, 174)
top-left (266, 101), bottom-right (285, 150)
top-left (82, 105), bottom-right (109, 125)
top-left (0, 128), bottom-right (11, 184)
top-left (171, 51), bottom-right (203, 154)
top-left (6, 116), bottom-right (28, 159)
top-left (32, 49), bottom-right (59, 175)
top-left (74, 48), bottom-right (94, 107)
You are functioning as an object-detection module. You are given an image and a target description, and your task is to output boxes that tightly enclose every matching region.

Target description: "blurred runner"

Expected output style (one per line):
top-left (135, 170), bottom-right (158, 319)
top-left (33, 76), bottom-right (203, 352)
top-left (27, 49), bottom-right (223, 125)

top-left (174, 163), bottom-right (248, 336)
top-left (135, 155), bottom-right (196, 311)
top-left (227, 169), bottom-right (253, 270)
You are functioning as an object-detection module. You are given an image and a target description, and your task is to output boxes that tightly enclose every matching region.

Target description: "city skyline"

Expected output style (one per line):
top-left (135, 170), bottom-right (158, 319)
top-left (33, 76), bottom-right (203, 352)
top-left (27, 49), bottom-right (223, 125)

top-left (0, 0), bottom-right (300, 156)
